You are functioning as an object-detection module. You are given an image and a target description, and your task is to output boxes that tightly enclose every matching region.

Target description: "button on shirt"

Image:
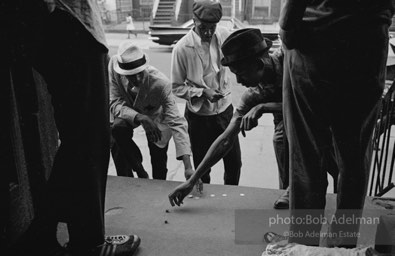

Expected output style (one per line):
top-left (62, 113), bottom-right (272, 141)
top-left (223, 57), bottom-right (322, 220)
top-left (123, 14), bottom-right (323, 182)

top-left (199, 34), bottom-right (220, 97)
top-left (171, 27), bottom-right (232, 116)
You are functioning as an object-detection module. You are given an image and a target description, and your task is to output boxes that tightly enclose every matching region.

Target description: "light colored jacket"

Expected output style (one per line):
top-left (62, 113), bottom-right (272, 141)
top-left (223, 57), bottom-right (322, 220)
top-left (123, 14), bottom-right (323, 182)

top-left (171, 26), bottom-right (232, 116)
top-left (109, 56), bottom-right (191, 159)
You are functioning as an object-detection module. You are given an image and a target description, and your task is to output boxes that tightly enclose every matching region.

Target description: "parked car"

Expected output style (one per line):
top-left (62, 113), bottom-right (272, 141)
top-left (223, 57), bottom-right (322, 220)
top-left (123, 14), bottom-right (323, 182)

top-left (149, 17), bottom-right (243, 46)
top-left (149, 16), bottom-right (281, 52)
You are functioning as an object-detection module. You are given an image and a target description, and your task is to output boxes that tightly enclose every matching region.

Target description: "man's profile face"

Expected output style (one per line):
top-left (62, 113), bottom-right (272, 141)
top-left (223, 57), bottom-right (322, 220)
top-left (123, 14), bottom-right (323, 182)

top-left (125, 70), bottom-right (146, 86)
top-left (228, 59), bottom-right (263, 88)
top-left (194, 19), bottom-right (217, 43)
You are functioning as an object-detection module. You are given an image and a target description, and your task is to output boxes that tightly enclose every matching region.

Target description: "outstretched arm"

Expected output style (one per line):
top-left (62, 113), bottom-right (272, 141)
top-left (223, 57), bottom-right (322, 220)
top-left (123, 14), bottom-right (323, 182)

top-left (168, 114), bottom-right (242, 206)
top-left (189, 115), bottom-right (242, 184)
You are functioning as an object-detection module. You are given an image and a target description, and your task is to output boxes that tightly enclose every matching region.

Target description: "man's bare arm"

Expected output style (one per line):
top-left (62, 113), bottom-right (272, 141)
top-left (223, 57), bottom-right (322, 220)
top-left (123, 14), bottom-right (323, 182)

top-left (168, 114), bottom-right (242, 206)
top-left (240, 102), bottom-right (282, 136)
top-left (189, 115), bottom-right (242, 184)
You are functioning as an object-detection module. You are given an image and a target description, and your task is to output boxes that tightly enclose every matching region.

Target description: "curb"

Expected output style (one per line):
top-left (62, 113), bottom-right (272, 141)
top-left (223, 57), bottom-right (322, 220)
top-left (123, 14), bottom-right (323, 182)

top-left (105, 29), bottom-right (149, 34)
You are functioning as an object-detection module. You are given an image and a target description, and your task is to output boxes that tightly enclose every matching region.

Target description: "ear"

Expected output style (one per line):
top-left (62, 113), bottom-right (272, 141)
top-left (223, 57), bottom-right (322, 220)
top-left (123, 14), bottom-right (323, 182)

top-left (257, 58), bottom-right (265, 69)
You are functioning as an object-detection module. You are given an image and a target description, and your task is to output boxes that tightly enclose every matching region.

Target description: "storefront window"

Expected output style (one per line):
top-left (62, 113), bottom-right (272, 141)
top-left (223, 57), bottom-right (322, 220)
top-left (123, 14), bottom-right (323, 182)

top-left (252, 0), bottom-right (270, 18)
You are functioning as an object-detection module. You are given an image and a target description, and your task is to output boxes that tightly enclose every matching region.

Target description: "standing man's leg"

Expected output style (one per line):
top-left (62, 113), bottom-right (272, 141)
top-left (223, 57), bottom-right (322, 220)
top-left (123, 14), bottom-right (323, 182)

top-left (273, 120), bottom-right (290, 209)
top-left (273, 120), bottom-right (288, 189)
top-left (327, 23), bottom-right (388, 248)
top-left (324, 145), bottom-right (339, 193)
top-left (148, 142), bottom-right (169, 180)
top-left (111, 118), bottom-right (148, 178)
top-left (110, 136), bottom-right (134, 177)
top-left (184, 108), bottom-right (213, 183)
top-left (283, 47), bottom-right (333, 246)
top-left (34, 8), bottom-right (110, 251)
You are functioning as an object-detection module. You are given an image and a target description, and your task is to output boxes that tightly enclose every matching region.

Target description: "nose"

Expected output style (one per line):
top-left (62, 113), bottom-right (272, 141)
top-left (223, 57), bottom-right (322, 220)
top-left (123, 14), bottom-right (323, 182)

top-left (204, 30), bottom-right (213, 37)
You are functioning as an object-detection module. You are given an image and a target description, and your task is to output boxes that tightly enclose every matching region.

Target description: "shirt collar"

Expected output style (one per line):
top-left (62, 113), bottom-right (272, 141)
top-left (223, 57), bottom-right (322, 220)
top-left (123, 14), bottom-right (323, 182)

top-left (187, 27), bottom-right (219, 48)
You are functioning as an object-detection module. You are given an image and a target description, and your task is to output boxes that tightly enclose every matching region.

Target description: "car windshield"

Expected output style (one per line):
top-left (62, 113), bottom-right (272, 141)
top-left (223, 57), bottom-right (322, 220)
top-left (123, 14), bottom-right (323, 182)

top-left (184, 18), bottom-right (240, 30)
top-left (218, 19), bottom-right (237, 30)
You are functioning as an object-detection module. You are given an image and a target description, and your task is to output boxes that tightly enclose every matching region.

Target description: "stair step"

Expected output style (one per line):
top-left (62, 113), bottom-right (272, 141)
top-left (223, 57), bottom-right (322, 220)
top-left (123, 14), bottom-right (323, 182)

top-left (153, 21), bottom-right (172, 25)
top-left (154, 18), bottom-right (172, 21)
top-left (156, 14), bottom-right (172, 18)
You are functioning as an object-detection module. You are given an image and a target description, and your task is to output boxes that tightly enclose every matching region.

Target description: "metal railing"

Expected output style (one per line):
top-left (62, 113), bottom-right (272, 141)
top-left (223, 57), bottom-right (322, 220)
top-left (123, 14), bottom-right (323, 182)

top-left (369, 79), bottom-right (395, 197)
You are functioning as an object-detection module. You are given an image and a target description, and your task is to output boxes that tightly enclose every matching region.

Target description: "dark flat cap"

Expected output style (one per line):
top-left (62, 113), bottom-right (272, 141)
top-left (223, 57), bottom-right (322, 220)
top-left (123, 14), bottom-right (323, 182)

top-left (193, 0), bottom-right (222, 23)
top-left (221, 28), bottom-right (272, 66)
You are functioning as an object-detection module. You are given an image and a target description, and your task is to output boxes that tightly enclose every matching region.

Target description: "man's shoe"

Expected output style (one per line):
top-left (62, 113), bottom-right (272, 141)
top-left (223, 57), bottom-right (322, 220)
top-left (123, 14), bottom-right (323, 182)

top-left (263, 232), bottom-right (288, 244)
top-left (96, 235), bottom-right (140, 256)
top-left (136, 170), bottom-right (149, 179)
top-left (9, 218), bottom-right (63, 256)
top-left (67, 235), bottom-right (140, 256)
top-left (273, 189), bottom-right (289, 210)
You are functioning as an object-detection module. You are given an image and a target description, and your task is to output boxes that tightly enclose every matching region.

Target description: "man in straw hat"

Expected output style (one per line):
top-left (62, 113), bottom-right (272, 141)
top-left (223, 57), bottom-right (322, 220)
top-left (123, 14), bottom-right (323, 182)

top-left (171, 0), bottom-right (242, 186)
top-left (168, 28), bottom-right (339, 210)
top-left (109, 42), bottom-right (200, 187)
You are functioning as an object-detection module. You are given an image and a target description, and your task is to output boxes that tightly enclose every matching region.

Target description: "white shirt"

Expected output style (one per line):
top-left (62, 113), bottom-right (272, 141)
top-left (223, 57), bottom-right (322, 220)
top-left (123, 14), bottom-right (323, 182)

top-left (171, 26), bottom-right (232, 116)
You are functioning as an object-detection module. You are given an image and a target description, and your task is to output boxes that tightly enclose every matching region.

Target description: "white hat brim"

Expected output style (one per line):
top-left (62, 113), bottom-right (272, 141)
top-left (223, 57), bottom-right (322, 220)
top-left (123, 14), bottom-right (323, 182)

top-left (114, 60), bottom-right (148, 76)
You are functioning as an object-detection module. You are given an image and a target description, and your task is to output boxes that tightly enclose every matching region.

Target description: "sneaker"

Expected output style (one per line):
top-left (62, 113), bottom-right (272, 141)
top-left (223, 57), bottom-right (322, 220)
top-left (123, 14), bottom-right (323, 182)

top-left (95, 235), bottom-right (141, 256)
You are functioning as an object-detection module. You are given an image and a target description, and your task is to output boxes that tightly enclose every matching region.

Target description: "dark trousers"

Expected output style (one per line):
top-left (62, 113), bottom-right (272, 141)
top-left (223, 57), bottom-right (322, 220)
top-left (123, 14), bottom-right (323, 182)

top-left (111, 118), bottom-right (168, 180)
top-left (31, 8), bottom-right (110, 250)
top-left (185, 105), bottom-right (242, 185)
top-left (110, 137), bottom-right (134, 177)
top-left (273, 120), bottom-right (339, 192)
top-left (283, 23), bottom-right (389, 246)
top-left (273, 120), bottom-right (289, 189)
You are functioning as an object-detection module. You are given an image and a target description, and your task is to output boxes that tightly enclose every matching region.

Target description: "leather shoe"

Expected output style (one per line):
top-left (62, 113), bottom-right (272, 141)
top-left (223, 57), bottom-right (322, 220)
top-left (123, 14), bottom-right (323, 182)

top-left (136, 170), bottom-right (149, 179)
top-left (273, 189), bottom-right (289, 209)
top-left (263, 231), bottom-right (288, 244)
